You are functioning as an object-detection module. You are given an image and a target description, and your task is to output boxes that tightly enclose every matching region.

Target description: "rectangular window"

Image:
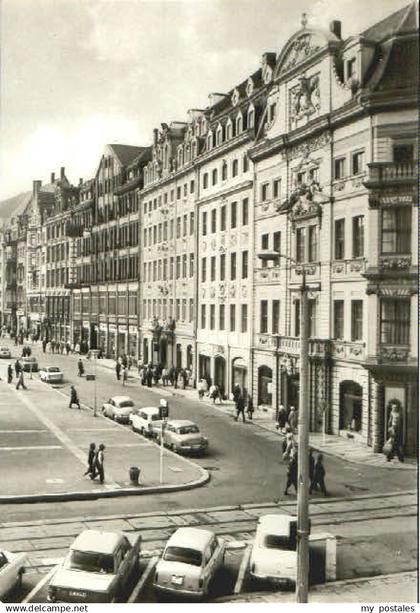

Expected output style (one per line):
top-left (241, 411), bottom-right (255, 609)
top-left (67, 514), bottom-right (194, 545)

top-left (352, 216), bottom-right (365, 258)
top-left (241, 304), bottom-right (248, 333)
top-left (221, 205), bottom-right (226, 231)
top-left (189, 253), bottom-right (194, 277)
top-left (260, 300), bottom-right (268, 333)
top-left (177, 186), bottom-right (181, 200)
top-left (242, 198), bottom-right (249, 226)
top-left (273, 178), bottom-right (281, 199)
top-left (182, 298), bottom-right (187, 320)
top-left (381, 208), bottom-right (411, 254)
top-left (308, 225), bottom-right (318, 262)
top-left (230, 252), bottom-right (237, 280)
top-left (273, 231), bottom-right (281, 265)
top-left (211, 209), bottom-right (217, 233)
top-left (334, 219), bottom-right (345, 260)
top-left (294, 300), bottom-right (301, 337)
top-left (203, 173), bottom-right (208, 189)
top-left (243, 154), bottom-right (249, 173)
top-left (182, 254), bottom-right (187, 278)
top-left (393, 144), bottom-right (414, 164)
top-left (189, 212), bottom-right (194, 235)
top-left (334, 157), bottom-right (345, 180)
top-left (242, 251), bottom-right (248, 279)
top-left (380, 299), bottom-right (410, 345)
top-left (261, 233), bottom-right (269, 268)
top-left (296, 228), bottom-right (305, 262)
top-left (351, 300), bottom-right (363, 341)
top-left (217, 304), bottom-right (225, 330)
top-left (230, 304), bottom-right (236, 331)
top-left (201, 257), bottom-right (207, 282)
top-left (261, 183), bottom-right (269, 201)
top-left (183, 214), bottom-right (188, 236)
top-left (210, 304), bottom-right (215, 330)
top-left (309, 299), bottom-right (316, 337)
top-left (231, 201), bottom-right (237, 229)
top-left (176, 256), bottom-right (181, 279)
top-left (333, 300), bottom-right (344, 339)
top-left (169, 257), bottom-right (174, 280)
top-left (190, 180), bottom-right (195, 194)
top-left (202, 212), bottom-right (207, 236)
top-left (352, 151), bottom-right (364, 175)
top-left (210, 256), bottom-right (216, 281)
top-left (189, 298), bottom-right (194, 322)
top-left (201, 304), bottom-right (206, 328)
top-left (272, 300), bottom-right (280, 334)
top-left (220, 253), bottom-right (226, 280)
top-left (176, 217), bottom-right (181, 239)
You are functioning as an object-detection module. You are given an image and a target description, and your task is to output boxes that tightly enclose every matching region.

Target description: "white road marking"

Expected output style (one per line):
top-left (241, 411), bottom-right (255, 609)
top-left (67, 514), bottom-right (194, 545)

top-left (67, 428), bottom-right (114, 432)
top-left (128, 555), bottom-right (159, 603)
top-left (22, 565), bottom-right (58, 603)
top-left (0, 429), bottom-right (49, 433)
top-left (45, 478), bottom-right (65, 484)
top-left (168, 466), bottom-right (183, 472)
top-left (233, 544), bottom-right (251, 594)
top-left (0, 445), bottom-right (63, 451)
top-left (12, 389), bottom-right (121, 490)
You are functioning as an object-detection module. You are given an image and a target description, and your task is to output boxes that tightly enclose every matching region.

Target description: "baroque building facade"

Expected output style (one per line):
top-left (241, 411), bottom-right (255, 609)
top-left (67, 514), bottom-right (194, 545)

top-left (0, 4), bottom-right (417, 456)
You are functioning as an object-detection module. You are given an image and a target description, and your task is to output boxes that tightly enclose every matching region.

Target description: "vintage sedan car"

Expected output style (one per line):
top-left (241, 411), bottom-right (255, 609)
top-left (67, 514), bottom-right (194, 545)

top-left (155, 419), bottom-right (208, 455)
top-left (153, 528), bottom-right (225, 599)
top-left (130, 406), bottom-right (162, 436)
top-left (101, 396), bottom-right (136, 423)
top-left (249, 514), bottom-right (297, 586)
top-left (21, 356), bottom-right (38, 372)
top-left (0, 346), bottom-right (11, 359)
top-left (0, 549), bottom-right (26, 599)
top-left (48, 530), bottom-right (141, 603)
top-left (39, 366), bottom-right (64, 383)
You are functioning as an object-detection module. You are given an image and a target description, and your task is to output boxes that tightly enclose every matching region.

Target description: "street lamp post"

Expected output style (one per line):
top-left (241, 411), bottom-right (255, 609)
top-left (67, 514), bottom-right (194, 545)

top-left (257, 250), bottom-right (310, 603)
top-left (89, 349), bottom-right (100, 417)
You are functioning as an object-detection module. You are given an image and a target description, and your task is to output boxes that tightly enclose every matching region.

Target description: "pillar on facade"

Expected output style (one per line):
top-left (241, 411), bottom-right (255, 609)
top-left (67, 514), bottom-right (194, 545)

top-left (372, 380), bottom-right (384, 453)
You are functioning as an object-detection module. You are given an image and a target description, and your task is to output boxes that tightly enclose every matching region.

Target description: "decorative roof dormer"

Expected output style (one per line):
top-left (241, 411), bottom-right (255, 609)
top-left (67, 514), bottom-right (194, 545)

top-left (231, 88), bottom-right (241, 106)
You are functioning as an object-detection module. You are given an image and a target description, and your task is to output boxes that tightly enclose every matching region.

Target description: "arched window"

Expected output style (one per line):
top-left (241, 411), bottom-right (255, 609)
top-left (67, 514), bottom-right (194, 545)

top-left (216, 124), bottom-right (223, 146)
top-left (236, 113), bottom-right (243, 135)
top-left (232, 159), bottom-right (238, 177)
top-left (226, 121), bottom-right (232, 140)
top-left (192, 140), bottom-right (197, 159)
top-left (178, 147), bottom-right (184, 167)
top-left (212, 168), bottom-right (218, 186)
top-left (247, 106), bottom-right (255, 129)
top-left (207, 133), bottom-right (213, 150)
top-left (203, 173), bottom-right (208, 189)
top-left (222, 160), bottom-right (228, 181)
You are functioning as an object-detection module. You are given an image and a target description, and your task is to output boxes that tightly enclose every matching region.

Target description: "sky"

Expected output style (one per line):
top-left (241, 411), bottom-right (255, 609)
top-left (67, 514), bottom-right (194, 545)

top-left (0, 0), bottom-right (412, 200)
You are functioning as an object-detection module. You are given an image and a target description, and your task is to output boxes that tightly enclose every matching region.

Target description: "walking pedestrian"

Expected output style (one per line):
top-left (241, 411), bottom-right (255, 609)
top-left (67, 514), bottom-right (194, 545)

top-left (91, 444), bottom-right (105, 484)
top-left (233, 384), bottom-right (241, 405)
top-left (310, 453), bottom-right (328, 496)
top-left (309, 448), bottom-right (315, 485)
top-left (276, 404), bottom-right (288, 431)
top-left (69, 385), bottom-right (81, 409)
top-left (234, 395), bottom-right (246, 423)
top-left (115, 361), bottom-right (121, 381)
top-left (287, 406), bottom-right (298, 433)
top-left (284, 450), bottom-right (298, 495)
top-left (84, 443), bottom-right (96, 477)
top-left (385, 401), bottom-right (404, 462)
top-left (246, 393), bottom-right (254, 420)
top-left (122, 367), bottom-right (128, 386)
top-left (16, 370), bottom-right (27, 390)
top-left (7, 363), bottom-right (13, 384)
top-left (78, 359), bottom-right (85, 377)
top-left (14, 359), bottom-right (22, 377)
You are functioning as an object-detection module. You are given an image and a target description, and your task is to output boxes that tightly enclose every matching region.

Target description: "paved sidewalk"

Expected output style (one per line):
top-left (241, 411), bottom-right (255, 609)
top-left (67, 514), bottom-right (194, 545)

top-left (217, 571), bottom-right (418, 603)
top-left (96, 357), bottom-right (416, 471)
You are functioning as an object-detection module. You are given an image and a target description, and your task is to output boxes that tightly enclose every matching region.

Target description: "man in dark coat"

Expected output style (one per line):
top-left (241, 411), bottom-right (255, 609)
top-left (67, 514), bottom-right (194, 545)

top-left (91, 444), bottom-right (105, 484)
top-left (115, 361), bottom-right (121, 381)
top-left (16, 370), bottom-right (27, 390)
top-left (234, 395), bottom-right (246, 423)
top-left (84, 443), bottom-right (96, 477)
top-left (14, 359), bottom-right (22, 377)
top-left (69, 385), bottom-right (81, 409)
top-left (7, 364), bottom-right (13, 384)
top-left (284, 451), bottom-right (298, 495)
top-left (310, 453), bottom-right (328, 496)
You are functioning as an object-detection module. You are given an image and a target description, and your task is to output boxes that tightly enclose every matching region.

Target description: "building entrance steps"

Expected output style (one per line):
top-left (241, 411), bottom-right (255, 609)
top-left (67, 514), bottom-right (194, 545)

top-left (95, 357), bottom-right (416, 471)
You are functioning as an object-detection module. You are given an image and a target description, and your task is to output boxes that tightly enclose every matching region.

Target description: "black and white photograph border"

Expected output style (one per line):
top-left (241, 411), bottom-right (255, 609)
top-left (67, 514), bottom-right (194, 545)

top-left (0, 0), bottom-right (418, 607)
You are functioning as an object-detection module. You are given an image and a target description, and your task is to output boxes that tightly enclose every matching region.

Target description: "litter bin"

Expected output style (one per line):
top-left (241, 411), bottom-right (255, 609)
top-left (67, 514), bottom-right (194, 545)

top-left (129, 466), bottom-right (140, 486)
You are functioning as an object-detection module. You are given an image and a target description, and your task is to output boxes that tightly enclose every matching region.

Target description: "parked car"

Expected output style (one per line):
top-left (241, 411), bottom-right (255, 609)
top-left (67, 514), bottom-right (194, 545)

top-left (101, 396), bottom-right (136, 423)
top-left (130, 406), bottom-right (162, 436)
top-left (40, 366), bottom-right (64, 383)
top-left (153, 527), bottom-right (225, 599)
top-left (0, 346), bottom-right (11, 359)
top-left (0, 549), bottom-right (26, 599)
top-left (249, 514), bottom-right (297, 586)
top-left (155, 419), bottom-right (208, 455)
top-left (21, 356), bottom-right (38, 372)
top-left (48, 530), bottom-right (141, 603)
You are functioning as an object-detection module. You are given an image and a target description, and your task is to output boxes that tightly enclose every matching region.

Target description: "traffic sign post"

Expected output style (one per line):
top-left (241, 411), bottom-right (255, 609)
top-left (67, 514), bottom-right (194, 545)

top-left (159, 418), bottom-right (167, 484)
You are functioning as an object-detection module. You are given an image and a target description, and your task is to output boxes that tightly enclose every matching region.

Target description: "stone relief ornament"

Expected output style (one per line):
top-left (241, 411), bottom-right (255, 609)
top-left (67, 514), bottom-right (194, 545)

top-left (229, 233), bottom-right (237, 247)
top-left (379, 347), bottom-right (409, 361)
top-left (229, 284), bottom-right (236, 298)
top-left (287, 132), bottom-right (330, 160)
top-left (282, 34), bottom-right (322, 73)
top-left (290, 75), bottom-right (320, 126)
top-left (211, 239), bottom-right (217, 250)
top-left (349, 261), bottom-right (363, 272)
top-left (282, 180), bottom-right (325, 221)
top-left (201, 287), bottom-right (206, 298)
top-left (209, 287), bottom-right (216, 299)
top-left (379, 257), bottom-right (411, 271)
top-left (241, 285), bottom-right (247, 298)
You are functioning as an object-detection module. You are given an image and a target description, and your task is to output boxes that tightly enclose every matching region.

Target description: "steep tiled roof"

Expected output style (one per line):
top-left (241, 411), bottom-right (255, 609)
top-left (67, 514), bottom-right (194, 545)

top-left (0, 191), bottom-right (32, 220)
top-left (362, 2), bottom-right (418, 41)
top-left (108, 144), bottom-right (148, 166)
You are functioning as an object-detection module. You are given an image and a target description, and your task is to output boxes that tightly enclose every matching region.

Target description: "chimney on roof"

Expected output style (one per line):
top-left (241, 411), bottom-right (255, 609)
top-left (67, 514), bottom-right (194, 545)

top-left (153, 128), bottom-right (159, 146)
top-left (60, 166), bottom-right (65, 180)
top-left (329, 20), bottom-right (341, 39)
top-left (50, 172), bottom-right (55, 183)
top-left (32, 180), bottom-right (42, 196)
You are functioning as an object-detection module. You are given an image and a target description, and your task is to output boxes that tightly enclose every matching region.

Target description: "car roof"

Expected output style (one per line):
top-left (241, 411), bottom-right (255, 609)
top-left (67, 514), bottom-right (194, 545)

top-left (22, 356), bottom-right (36, 360)
top-left (111, 396), bottom-right (133, 403)
top-left (257, 514), bottom-right (297, 534)
top-left (166, 527), bottom-right (214, 550)
top-left (71, 530), bottom-right (123, 554)
top-left (140, 406), bottom-right (160, 414)
top-left (167, 419), bottom-right (197, 428)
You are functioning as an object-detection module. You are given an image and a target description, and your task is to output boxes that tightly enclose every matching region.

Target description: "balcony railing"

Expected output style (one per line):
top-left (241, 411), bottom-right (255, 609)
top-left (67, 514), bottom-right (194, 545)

top-left (364, 161), bottom-right (417, 187)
